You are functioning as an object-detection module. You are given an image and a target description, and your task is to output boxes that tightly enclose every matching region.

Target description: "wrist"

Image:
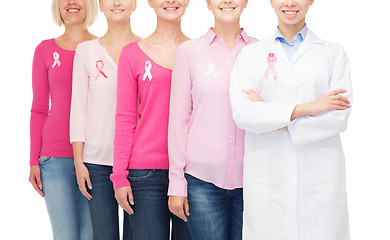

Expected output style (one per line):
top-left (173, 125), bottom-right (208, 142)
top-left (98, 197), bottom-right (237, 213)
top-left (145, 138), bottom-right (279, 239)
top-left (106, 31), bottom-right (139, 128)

top-left (291, 103), bottom-right (311, 120)
top-left (74, 158), bottom-right (84, 166)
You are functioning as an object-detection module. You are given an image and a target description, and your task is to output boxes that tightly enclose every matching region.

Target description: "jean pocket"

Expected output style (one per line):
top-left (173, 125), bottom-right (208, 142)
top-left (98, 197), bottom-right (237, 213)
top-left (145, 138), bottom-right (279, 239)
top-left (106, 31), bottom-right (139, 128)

top-left (39, 156), bottom-right (53, 165)
top-left (128, 169), bottom-right (153, 181)
top-left (317, 147), bottom-right (346, 205)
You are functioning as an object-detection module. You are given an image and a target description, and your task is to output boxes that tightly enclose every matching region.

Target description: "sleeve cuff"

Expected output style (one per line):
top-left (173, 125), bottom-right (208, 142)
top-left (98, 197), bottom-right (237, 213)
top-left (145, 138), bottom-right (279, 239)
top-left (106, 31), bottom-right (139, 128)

top-left (167, 179), bottom-right (188, 197)
top-left (110, 171), bottom-right (130, 190)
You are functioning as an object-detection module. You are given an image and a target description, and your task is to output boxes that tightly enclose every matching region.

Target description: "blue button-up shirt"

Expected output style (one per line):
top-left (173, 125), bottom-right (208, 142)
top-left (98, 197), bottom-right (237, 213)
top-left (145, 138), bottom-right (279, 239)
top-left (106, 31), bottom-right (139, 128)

top-left (275, 25), bottom-right (308, 62)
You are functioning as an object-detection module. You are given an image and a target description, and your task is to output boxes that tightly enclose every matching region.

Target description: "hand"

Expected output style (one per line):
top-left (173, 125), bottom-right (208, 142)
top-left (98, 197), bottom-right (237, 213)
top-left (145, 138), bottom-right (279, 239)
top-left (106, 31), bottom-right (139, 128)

top-left (280, 127), bottom-right (288, 130)
top-left (168, 196), bottom-right (190, 222)
top-left (75, 163), bottom-right (92, 200)
top-left (292, 89), bottom-right (350, 119)
top-left (115, 186), bottom-right (134, 215)
top-left (243, 89), bottom-right (263, 102)
top-left (29, 165), bottom-right (44, 197)
top-left (307, 89), bottom-right (351, 115)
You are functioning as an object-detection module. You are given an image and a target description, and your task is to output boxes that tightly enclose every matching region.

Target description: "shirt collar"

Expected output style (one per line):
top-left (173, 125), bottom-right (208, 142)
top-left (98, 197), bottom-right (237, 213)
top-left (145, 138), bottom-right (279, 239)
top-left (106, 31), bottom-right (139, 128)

top-left (275, 25), bottom-right (308, 43)
top-left (205, 28), bottom-right (250, 45)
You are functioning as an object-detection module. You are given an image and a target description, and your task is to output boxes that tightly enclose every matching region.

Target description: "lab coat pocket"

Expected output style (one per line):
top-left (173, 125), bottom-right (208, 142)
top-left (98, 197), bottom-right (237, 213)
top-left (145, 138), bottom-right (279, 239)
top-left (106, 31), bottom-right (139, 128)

top-left (243, 149), bottom-right (269, 206)
top-left (317, 147), bottom-right (346, 205)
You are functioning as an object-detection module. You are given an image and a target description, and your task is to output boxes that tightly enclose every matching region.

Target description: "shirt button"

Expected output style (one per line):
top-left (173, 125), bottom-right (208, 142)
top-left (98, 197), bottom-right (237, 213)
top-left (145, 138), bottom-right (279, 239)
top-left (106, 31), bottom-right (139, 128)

top-left (229, 136), bottom-right (233, 139)
top-left (229, 155), bottom-right (233, 159)
top-left (230, 114), bottom-right (233, 118)
top-left (226, 57), bottom-right (231, 61)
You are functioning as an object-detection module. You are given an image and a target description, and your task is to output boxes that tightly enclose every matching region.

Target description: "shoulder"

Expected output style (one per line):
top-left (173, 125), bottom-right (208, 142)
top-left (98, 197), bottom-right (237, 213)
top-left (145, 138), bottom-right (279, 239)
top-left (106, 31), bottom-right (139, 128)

top-left (177, 37), bottom-right (202, 53)
top-left (34, 38), bottom-right (56, 55)
top-left (238, 36), bottom-right (273, 60)
top-left (306, 29), bottom-right (347, 53)
top-left (121, 41), bottom-right (140, 55)
top-left (76, 38), bottom-right (97, 52)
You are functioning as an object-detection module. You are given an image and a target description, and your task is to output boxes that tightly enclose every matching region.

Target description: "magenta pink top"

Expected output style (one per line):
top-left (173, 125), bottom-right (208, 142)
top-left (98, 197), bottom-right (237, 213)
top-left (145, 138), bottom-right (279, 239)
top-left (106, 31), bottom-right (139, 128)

top-left (168, 29), bottom-right (258, 197)
top-left (30, 39), bottom-right (75, 166)
top-left (110, 42), bottom-right (172, 189)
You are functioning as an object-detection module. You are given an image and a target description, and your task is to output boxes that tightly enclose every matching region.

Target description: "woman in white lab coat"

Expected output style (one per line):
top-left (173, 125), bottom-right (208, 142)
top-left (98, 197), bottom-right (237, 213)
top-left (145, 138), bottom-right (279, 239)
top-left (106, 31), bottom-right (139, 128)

top-left (229, 0), bottom-right (352, 239)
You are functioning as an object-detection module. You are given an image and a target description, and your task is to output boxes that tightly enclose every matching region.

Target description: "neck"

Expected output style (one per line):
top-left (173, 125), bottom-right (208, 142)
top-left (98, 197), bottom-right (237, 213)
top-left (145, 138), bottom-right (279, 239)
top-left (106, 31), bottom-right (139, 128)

top-left (102, 21), bottom-right (137, 44)
top-left (213, 19), bottom-right (242, 48)
top-left (278, 19), bottom-right (306, 43)
top-left (63, 23), bottom-right (91, 42)
top-left (151, 18), bottom-right (185, 44)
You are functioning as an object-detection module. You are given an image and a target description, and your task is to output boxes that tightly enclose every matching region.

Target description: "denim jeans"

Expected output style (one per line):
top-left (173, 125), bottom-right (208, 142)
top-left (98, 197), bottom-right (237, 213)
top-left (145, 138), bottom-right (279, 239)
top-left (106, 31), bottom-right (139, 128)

top-left (185, 174), bottom-right (243, 240)
top-left (85, 163), bottom-right (134, 240)
top-left (40, 157), bottom-right (93, 240)
top-left (124, 169), bottom-right (191, 240)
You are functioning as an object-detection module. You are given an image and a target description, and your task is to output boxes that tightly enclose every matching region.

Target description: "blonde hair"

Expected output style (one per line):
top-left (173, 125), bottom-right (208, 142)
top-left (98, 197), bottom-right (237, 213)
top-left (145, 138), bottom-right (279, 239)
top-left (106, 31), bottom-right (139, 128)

top-left (52, 0), bottom-right (98, 28)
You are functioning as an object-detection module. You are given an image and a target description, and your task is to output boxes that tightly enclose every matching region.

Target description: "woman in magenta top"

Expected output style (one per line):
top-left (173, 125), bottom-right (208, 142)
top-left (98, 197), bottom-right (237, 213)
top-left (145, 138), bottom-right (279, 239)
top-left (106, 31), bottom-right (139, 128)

top-left (111, 0), bottom-right (191, 239)
top-left (28, 0), bottom-right (97, 239)
top-left (167, 0), bottom-right (257, 239)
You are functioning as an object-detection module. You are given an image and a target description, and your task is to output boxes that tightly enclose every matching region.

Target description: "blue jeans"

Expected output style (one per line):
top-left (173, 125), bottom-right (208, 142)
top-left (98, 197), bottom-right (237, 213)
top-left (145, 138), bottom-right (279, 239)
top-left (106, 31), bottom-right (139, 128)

top-left (85, 163), bottom-right (133, 240)
top-left (186, 174), bottom-right (243, 240)
top-left (124, 169), bottom-right (191, 240)
top-left (40, 157), bottom-right (93, 240)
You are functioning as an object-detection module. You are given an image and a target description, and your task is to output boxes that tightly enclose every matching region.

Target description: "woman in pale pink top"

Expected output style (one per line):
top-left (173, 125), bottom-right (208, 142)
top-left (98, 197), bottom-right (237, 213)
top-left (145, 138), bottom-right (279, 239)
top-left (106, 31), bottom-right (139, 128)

top-left (70, 0), bottom-right (139, 239)
top-left (167, 1), bottom-right (257, 239)
top-left (28, 0), bottom-right (97, 239)
top-left (111, 0), bottom-right (191, 239)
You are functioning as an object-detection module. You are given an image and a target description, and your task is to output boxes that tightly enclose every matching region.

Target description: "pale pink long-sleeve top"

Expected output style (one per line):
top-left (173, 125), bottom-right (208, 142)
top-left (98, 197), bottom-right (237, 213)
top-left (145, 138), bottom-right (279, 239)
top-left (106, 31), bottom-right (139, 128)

top-left (30, 39), bottom-right (75, 166)
top-left (70, 38), bottom-right (119, 166)
top-left (110, 42), bottom-right (172, 190)
top-left (168, 29), bottom-right (258, 197)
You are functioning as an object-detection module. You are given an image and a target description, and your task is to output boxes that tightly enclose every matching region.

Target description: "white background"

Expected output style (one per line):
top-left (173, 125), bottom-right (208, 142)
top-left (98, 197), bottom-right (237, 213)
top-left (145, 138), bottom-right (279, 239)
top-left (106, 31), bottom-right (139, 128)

top-left (1, 0), bottom-right (389, 239)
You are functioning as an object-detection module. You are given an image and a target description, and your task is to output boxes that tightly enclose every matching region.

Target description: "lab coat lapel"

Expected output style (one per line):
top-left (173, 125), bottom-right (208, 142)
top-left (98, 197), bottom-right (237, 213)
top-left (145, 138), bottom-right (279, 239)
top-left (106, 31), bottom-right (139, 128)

top-left (260, 36), bottom-right (289, 66)
top-left (271, 41), bottom-right (290, 65)
top-left (291, 29), bottom-right (324, 64)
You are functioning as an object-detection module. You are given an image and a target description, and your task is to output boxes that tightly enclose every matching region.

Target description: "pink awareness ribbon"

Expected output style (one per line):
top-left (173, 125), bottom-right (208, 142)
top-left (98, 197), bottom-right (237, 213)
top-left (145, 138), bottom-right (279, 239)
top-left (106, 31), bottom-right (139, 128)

top-left (264, 53), bottom-right (278, 80)
top-left (95, 60), bottom-right (108, 80)
top-left (52, 52), bottom-right (61, 68)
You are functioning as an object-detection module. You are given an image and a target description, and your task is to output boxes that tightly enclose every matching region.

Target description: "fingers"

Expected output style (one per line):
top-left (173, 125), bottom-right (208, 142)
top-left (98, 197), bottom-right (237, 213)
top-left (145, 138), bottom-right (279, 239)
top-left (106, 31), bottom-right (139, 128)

top-left (168, 197), bottom-right (188, 222)
top-left (242, 89), bottom-right (263, 102)
top-left (328, 89), bottom-right (347, 96)
top-left (331, 95), bottom-right (350, 104)
top-left (78, 178), bottom-right (92, 200)
top-left (127, 187), bottom-right (134, 206)
top-left (175, 206), bottom-right (188, 222)
top-left (119, 198), bottom-right (134, 215)
top-left (184, 199), bottom-right (190, 217)
top-left (115, 187), bottom-right (134, 215)
top-left (329, 97), bottom-right (351, 111)
top-left (86, 177), bottom-right (93, 192)
top-left (29, 174), bottom-right (44, 197)
top-left (334, 100), bottom-right (351, 108)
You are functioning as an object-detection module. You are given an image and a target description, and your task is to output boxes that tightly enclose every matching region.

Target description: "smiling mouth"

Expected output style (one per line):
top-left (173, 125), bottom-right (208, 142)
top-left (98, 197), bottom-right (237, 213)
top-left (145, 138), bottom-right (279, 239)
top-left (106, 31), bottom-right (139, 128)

top-left (282, 10), bottom-right (299, 15)
top-left (67, 8), bottom-right (80, 13)
top-left (220, 7), bottom-right (236, 11)
top-left (111, 9), bottom-right (124, 13)
top-left (164, 7), bottom-right (179, 10)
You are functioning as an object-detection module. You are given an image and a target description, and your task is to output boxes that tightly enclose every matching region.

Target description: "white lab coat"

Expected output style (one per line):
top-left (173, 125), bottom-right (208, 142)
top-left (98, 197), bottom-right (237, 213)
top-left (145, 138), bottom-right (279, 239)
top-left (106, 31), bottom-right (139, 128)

top-left (229, 29), bottom-right (352, 240)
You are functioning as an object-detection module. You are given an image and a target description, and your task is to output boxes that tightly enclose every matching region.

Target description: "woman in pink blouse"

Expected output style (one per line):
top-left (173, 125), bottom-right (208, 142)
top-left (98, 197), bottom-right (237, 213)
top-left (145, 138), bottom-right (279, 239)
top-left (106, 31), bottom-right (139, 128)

top-left (70, 0), bottom-right (139, 239)
top-left (167, 0), bottom-right (256, 239)
top-left (111, 0), bottom-right (191, 239)
top-left (28, 0), bottom-right (97, 239)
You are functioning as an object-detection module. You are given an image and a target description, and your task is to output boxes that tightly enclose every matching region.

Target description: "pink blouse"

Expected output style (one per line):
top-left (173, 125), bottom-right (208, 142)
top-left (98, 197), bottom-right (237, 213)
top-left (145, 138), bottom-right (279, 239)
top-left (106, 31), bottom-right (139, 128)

top-left (168, 29), bottom-right (258, 197)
